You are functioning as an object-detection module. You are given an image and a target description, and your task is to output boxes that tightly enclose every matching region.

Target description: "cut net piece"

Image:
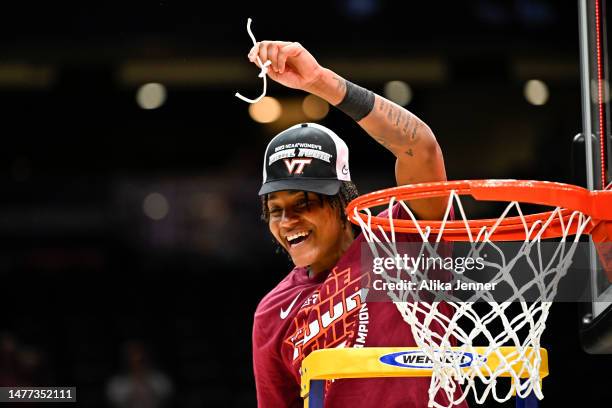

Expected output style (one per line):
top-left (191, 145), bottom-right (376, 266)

top-left (351, 188), bottom-right (592, 408)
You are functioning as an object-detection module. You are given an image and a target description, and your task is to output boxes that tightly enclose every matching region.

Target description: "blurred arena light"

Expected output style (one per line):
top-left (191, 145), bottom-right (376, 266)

top-left (143, 193), bottom-right (169, 220)
top-left (136, 83), bottom-right (167, 109)
top-left (302, 95), bottom-right (329, 120)
top-left (249, 96), bottom-right (282, 123)
top-left (339, 0), bottom-right (380, 19)
top-left (524, 79), bottom-right (549, 105)
top-left (383, 80), bottom-right (412, 106)
top-left (0, 64), bottom-right (55, 88)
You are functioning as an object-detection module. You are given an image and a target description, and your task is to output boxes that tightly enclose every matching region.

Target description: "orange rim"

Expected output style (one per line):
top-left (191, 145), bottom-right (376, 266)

top-left (346, 180), bottom-right (612, 241)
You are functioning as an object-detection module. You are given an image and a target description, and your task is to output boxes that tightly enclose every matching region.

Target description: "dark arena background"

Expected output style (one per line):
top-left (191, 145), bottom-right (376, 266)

top-left (1, 1), bottom-right (611, 407)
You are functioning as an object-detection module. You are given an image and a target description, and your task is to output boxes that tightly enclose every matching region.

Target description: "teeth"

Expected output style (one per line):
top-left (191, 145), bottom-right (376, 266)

top-left (287, 231), bottom-right (310, 242)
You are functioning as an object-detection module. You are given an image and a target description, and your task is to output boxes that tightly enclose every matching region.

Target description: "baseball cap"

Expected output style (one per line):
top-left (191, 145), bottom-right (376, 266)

top-left (259, 123), bottom-right (351, 196)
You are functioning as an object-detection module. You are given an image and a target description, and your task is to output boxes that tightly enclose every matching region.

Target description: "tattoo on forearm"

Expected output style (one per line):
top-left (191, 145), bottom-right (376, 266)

top-left (387, 106), bottom-right (394, 122)
top-left (379, 100), bottom-right (395, 127)
top-left (377, 99), bottom-right (421, 144)
top-left (397, 110), bottom-right (410, 131)
top-left (401, 112), bottom-right (413, 135)
top-left (332, 75), bottom-right (347, 95)
top-left (410, 122), bottom-right (421, 143)
top-left (371, 97), bottom-right (427, 155)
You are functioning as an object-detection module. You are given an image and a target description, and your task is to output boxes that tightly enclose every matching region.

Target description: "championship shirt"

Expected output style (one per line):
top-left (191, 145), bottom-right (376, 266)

top-left (252, 205), bottom-right (465, 408)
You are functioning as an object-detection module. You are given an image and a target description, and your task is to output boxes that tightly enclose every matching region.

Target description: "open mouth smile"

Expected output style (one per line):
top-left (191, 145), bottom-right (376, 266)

top-left (286, 230), bottom-right (312, 248)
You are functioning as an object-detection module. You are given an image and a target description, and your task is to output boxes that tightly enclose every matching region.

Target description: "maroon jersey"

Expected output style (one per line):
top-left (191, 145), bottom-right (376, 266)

top-left (253, 205), bottom-right (464, 408)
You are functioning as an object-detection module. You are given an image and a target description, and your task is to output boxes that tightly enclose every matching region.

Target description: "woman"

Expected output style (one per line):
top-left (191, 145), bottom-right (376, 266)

top-left (251, 40), bottom-right (462, 408)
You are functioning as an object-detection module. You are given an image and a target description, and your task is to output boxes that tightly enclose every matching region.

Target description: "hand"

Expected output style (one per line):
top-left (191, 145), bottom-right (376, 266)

top-left (248, 41), bottom-right (323, 92)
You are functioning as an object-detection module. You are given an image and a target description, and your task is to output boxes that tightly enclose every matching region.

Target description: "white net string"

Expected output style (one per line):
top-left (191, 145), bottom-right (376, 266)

top-left (352, 190), bottom-right (592, 407)
top-left (235, 18), bottom-right (272, 104)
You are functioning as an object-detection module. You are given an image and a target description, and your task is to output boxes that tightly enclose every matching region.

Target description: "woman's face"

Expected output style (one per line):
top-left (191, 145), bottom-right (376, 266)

top-left (267, 190), bottom-right (349, 274)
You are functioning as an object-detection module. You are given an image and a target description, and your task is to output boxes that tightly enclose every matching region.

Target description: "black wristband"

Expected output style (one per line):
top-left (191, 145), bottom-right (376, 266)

top-left (335, 80), bottom-right (375, 122)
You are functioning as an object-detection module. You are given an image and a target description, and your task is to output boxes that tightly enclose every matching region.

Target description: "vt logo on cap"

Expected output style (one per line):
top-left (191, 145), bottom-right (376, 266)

top-left (259, 123), bottom-right (351, 196)
top-left (284, 158), bottom-right (312, 175)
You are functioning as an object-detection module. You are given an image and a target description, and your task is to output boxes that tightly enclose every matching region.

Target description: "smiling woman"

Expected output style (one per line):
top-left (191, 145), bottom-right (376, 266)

top-left (250, 40), bottom-right (457, 408)
top-left (265, 189), bottom-right (354, 276)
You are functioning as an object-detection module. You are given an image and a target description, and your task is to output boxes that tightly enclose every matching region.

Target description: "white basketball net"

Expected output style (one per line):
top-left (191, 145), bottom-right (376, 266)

top-left (352, 189), bottom-right (592, 407)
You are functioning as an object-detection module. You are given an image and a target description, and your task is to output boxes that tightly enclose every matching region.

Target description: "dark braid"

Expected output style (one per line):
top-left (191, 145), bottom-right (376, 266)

top-left (260, 181), bottom-right (361, 254)
top-left (326, 181), bottom-right (360, 236)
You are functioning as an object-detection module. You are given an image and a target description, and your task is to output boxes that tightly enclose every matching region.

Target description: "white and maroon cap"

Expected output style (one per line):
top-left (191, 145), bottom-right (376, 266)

top-left (259, 123), bottom-right (351, 196)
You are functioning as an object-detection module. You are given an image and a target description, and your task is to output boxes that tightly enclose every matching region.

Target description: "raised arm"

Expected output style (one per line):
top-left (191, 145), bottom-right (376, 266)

top-left (248, 41), bottom-right (448, 220)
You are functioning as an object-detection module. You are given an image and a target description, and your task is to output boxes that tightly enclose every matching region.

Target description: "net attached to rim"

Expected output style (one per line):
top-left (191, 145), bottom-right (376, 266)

top-left (346, 179), bottom-right (612, 408)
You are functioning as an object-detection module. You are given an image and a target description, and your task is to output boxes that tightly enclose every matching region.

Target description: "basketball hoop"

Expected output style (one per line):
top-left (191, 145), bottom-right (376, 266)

top-left (345, 179), bottom-right (612, 407)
